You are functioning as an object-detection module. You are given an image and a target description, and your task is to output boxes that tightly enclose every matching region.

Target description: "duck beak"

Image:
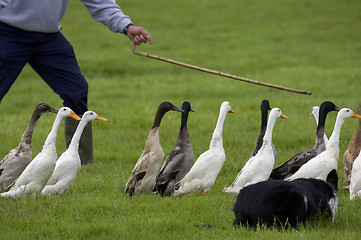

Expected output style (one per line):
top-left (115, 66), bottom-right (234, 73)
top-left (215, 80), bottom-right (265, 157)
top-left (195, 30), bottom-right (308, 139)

top-left (335, 106), bottom-right (341, 111)
top-left (69, 111), bottom-right (81, 120)
top-left (49, 107), bottom-right (58, 114)
top-left (96, 115), bottom-right (108, 121)
top-left (173, 106), bottom-right (184, 112)
top-left (190, 108), bottom-right (195, 112)
top-left (352, 112), bottom-right (361, 119)
top-left (280, 113), bottom-right (288, 119)
top-left (228, 109), bottom-right (235, 113)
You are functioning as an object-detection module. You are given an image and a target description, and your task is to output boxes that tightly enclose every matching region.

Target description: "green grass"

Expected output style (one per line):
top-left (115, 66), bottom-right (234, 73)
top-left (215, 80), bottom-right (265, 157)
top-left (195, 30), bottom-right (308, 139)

top-left (1, 0), bottom-right (361, 239)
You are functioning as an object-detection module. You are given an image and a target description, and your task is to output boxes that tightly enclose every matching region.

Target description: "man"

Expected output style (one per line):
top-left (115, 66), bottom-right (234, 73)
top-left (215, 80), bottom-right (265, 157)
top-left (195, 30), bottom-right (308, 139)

top-left (0, 1), bottom-right (152, 164)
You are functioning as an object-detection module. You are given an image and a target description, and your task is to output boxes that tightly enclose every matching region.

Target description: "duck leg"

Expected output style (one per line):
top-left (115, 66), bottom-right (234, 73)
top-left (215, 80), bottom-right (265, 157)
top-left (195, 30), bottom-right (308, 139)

top-left (65, 117), bottom-right (93, 164)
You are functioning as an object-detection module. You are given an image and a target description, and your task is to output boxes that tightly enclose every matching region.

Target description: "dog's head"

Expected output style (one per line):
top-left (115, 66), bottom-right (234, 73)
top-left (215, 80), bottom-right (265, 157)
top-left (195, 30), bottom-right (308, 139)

top-left (326, 169), bottom-right (338, 192)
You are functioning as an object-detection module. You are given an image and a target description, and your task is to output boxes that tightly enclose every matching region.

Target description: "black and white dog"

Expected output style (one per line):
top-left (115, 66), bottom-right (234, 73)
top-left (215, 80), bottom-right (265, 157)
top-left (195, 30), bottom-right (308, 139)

top-left (233, 170), bottom-right (339, 228)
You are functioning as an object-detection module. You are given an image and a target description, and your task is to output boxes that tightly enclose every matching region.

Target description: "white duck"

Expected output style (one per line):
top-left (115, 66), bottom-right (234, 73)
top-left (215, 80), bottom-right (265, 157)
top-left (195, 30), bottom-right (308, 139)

top-left (249, 100), bottom-right (276, 159)
top-left (173, 101), bottom-right (235, 196)
top-left (1, 107), bottom-right (81, 198)
top-left (287, 108), bottom-right (361, 181)
top-left (223, 108), bottom-right (287, 195)
top-left (0, 103), bottom-right (57, 191)
top-left (349, 150), bottom-right (361, 199)
top-left (42, 111), bottom-right (107, 196)
top-left (124, 102), bottom-right (183, 196)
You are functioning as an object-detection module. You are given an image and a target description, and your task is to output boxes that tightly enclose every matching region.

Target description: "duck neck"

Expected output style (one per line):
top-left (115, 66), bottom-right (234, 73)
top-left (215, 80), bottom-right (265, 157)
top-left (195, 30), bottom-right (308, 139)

top-left (43, 115), bottom-right (63, 149)
top-left (176, 126), bottom-right (190, 146)
top-left (178, 109), bottom-right (190, 141)
top-left (315, 107), bottom-right (328, 142)
top-left (210, 109), bottom-right (227, 149)
top-left (261, 108), bottom-right (268, 130)
top-left (147, 108), bottom-right (164, 149)
top-left (314, 126), bottom-right (325, 148)
top-left (256, 109), bottom-right (269, 147)
top-left (19, 111), bottom-right (42, 146)
top-left (152, 107), bottom-right (167, 129)
top-left (263, 114), bottom-right (276, 145)
top-left (68, 119), bottom-right (89, 151)
top-left (180, 110), bottom-right (189, 131)
top-left (326, 115), bottom-right (346, 151)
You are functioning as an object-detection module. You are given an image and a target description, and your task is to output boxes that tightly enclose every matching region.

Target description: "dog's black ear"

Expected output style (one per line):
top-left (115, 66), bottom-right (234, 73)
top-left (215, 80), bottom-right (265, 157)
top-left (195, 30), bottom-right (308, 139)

top-left (326, 169), bottom-right (338, 191)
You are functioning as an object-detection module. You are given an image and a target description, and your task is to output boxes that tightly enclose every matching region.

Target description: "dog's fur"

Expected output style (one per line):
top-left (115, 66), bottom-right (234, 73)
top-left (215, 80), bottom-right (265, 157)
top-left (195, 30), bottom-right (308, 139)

top-left (233, 170), bottom-right (339, 229)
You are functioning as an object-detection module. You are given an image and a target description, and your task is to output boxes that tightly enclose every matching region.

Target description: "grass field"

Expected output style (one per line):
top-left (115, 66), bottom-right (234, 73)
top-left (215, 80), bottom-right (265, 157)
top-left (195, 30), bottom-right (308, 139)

top-left (1, 0), bottom-right (361, 239)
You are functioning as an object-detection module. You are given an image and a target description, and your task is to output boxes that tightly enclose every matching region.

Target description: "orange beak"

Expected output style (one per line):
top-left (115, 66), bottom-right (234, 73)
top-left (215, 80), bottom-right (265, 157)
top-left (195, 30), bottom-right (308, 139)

top-left (228, 109), bottom-right (236, 113)
top-left (352, 112), bottom-right (361, 119)
top-left (96, 115), bottom-right (108, 121)
top-left (70, 111), bottom-right (81, 120)
top-left (280, 113), bottom-right (288, 119)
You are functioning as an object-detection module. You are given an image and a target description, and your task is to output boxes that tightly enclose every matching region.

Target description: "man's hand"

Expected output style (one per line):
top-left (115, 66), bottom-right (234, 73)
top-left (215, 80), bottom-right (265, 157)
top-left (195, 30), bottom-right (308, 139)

top-left (127, 25), bottom-right (152, 45)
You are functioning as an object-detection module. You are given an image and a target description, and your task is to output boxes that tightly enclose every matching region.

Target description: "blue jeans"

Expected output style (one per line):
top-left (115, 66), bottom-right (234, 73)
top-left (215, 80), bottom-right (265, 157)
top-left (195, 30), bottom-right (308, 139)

top-left (0, 21), bottom-right (88, 114)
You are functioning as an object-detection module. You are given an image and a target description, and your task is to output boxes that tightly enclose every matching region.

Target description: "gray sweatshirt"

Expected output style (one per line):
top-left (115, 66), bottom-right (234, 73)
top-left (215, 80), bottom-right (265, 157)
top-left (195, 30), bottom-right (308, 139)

top-left (0, 0), bottom-right (132, 33)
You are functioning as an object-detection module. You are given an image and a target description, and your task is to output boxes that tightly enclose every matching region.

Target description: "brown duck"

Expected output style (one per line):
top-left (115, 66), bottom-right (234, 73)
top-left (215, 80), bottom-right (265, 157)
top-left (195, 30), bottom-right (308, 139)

top-left (0, 103), bottom-right (58, 191)
top-left (124, 101), bottom-right (183, 196)
top-left (343, 105), bottom-right (361, 186)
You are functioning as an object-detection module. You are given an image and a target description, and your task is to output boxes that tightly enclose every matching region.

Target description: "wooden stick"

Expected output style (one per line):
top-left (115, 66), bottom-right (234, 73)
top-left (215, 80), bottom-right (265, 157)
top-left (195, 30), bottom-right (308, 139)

top-left (132, 43), bottom-right (311, 95)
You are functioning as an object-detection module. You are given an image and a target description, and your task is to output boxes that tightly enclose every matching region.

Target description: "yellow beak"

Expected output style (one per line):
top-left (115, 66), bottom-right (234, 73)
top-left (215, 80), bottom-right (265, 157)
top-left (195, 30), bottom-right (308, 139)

top-left (352, 112), bottom-right (361, 119)
top-left (70, 111), bottom-right (81, 120)
top-left (96, 115), bottom-right (108, 121)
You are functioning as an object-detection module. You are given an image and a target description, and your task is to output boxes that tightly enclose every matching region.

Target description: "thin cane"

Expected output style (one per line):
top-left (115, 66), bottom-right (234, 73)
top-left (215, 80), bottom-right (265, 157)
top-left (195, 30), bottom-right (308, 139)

top-left (132, 42), bottom-right (311, 95)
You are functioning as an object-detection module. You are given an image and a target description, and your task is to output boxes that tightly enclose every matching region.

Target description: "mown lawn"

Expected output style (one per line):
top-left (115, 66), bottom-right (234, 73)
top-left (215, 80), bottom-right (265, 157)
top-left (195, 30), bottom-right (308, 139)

top-left (1, 0), bottom-right (361, 239)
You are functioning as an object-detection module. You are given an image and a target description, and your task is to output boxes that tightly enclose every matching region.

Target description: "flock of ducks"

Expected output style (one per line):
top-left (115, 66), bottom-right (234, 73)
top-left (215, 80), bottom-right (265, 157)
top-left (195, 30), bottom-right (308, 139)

top-left (122, 100), bottom-right (361, 199)
top-left (1, 100), bottom-right (361, 201)
top-left (0, 104), bottom-right (107, 198)
top-left (269, 101), bottom-right (340, 180)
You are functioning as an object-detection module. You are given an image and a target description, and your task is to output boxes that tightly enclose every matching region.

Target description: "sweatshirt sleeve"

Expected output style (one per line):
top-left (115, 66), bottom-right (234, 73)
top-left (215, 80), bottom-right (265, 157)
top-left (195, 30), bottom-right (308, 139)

top-left (80, 0), bottom-right (132, 33)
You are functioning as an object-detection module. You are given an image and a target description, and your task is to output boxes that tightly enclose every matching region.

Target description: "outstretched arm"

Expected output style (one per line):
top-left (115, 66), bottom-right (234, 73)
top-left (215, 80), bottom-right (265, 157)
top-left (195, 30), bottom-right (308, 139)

top-left (81, 0), bottom-right (152, 45)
